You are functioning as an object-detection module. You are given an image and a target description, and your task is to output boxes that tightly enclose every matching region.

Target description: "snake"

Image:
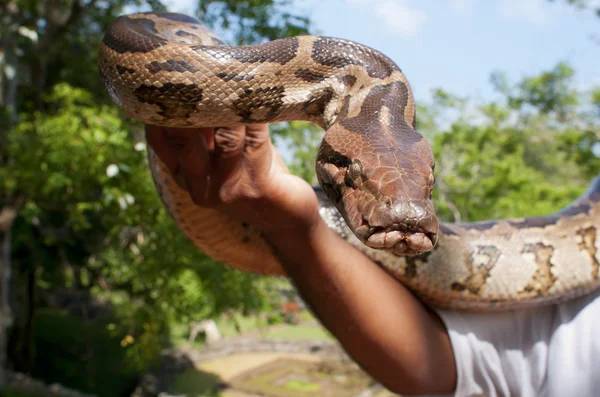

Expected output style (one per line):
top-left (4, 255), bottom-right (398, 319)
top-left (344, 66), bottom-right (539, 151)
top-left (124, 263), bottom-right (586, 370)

top-left (98, 12), bottom-right (600, 311)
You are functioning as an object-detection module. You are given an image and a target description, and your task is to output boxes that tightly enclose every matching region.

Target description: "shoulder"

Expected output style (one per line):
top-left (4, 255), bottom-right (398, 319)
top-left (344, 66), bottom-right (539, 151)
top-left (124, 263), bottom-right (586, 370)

top-left (431, 290), bottom-right (600, 397)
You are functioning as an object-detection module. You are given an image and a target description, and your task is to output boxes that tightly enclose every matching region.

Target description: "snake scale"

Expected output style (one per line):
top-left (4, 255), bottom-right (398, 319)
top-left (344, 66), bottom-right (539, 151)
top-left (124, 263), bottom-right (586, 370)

top-left (99, 12), bottom-right (600, 311)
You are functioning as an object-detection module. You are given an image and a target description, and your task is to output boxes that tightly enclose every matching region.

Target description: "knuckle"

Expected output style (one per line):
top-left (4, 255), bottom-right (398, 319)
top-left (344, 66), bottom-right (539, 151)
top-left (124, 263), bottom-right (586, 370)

top-left (215, 127), bottom-right (244, 157)
top-left (244, 129), bottom-right (270, 153)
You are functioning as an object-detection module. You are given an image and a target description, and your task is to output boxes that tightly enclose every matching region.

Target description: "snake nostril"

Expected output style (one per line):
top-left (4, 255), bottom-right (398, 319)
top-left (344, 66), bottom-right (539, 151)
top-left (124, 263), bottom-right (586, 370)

top-left (392, 199), bottom-right (434, 221)
top-left (426, 231), bottom-right (439, 247)
top-left (409, 201), bottom-right (427, 218)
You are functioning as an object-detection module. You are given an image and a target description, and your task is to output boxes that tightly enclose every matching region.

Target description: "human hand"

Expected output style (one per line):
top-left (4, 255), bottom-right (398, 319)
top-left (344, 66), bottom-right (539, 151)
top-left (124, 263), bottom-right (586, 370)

top-left (145, 124), bottom-right (456, 396)
top-left (145, 124), bottom-right (321, 240)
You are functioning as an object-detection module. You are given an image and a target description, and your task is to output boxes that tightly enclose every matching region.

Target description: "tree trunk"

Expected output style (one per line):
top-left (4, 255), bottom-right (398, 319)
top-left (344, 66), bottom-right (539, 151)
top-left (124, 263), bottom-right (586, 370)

top-left (0, 1), bottom-right (23, 386)
top-left (0, 205), bottom-right (20, 386)
top-left (0, 230), bottom-right (13, 386)
top-left (7, 240), bottom-right (36, 374)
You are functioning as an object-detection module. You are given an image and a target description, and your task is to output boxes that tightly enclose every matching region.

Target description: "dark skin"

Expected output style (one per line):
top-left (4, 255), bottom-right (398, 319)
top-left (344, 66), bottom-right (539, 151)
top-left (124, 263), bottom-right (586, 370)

top-left (145, 123), bottom-right (457, 395)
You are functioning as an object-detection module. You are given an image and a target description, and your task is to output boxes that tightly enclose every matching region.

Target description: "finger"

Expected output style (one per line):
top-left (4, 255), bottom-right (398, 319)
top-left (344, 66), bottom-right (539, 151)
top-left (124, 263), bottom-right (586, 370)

top-left (242, 123), bottom-right (275, 179)
top-left (244, 124), bottom-right (272, 155)
top-left (145, 125), bottom-right (179, 174)
top-left (167, 127), bottom-right (213, 206)
top-left (213, 125), bottom-right (247, 191)
top-left (145, 124), bottom-right (190, 190)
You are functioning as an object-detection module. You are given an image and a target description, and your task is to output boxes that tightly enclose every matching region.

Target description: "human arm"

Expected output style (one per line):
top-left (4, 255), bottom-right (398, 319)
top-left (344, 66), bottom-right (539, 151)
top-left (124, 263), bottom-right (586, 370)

top-left (145, 123), bottom-right (457, 395)
top-left (270, 216), bottom-right (456, 394)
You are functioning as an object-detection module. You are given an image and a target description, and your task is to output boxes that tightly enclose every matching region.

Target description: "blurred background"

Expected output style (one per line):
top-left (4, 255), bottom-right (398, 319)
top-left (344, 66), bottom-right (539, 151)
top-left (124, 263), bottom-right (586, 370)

top-left (0, 0), bottom-right (598, 396)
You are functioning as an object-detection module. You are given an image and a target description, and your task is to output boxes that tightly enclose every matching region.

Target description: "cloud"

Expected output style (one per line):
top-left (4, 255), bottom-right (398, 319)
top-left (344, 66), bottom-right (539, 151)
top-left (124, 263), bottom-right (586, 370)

top-left (451, 0), bottom-right (475, 16)
top-left (500, 0), bottom-right (555, 24)
top-left (347, 0), bottom-right (427, 36)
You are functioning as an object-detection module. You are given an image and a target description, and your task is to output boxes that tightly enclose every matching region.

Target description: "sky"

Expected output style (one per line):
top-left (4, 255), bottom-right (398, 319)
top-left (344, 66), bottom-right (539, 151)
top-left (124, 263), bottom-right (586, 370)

top-left (299, 0), bottom-right (600, 103)
top-left (161, 0), bottom-right (599, 105)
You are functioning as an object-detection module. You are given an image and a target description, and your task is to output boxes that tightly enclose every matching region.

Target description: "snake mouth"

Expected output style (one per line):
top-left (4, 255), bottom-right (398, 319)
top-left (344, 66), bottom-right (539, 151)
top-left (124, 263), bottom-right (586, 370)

top-left (316, 161), bottom-right (439, 255)
top-left (350, 196), bottom-right (440, 256)
top-left (360, 225), bottom-right (438, 256)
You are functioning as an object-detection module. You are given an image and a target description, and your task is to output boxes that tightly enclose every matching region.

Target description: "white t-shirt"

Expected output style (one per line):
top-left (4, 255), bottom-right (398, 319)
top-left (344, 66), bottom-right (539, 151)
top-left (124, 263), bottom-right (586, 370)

top-left (429, 289), bottom-right (600, 397)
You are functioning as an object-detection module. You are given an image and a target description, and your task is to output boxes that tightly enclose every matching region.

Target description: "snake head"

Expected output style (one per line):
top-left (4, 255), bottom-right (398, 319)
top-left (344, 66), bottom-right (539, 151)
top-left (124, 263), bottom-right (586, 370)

top-left (316, 133), bottom-right (439, 256)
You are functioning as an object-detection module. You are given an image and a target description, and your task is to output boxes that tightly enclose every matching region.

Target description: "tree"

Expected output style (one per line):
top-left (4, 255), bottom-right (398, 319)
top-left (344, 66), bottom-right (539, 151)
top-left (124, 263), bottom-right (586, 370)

top-left (431, 63), bottom-right (599, 223)
top-left (197, 0), bottom-right (310, 44)
top-left (0, 0), bottom-right (312, 390)
top-left (549, 0), bottom-right (600, 17)
top-left (0, 0), bottom-right (112, 382)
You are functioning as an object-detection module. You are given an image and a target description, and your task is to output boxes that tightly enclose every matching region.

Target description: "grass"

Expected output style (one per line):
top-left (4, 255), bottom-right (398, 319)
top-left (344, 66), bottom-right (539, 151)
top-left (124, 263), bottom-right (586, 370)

top-left (170, 310), bottom-right (337, 396)
top-left (298, 310), bottom-right (320, 324)
top-left (172, 309), bottom-right (332, 348)
top-left (28, 307), bottom-right (331, 397)
top-left (284, 379), bottom-right (322, 392)
top-left (170, 306), bottom-right (335, 345)
top-left (215, 314), bottom-right (269, 337)
top-left (171, 368), bottom-right (229, 397)
top-left (230, 358), bottom-right (373, 397)
top-left (171, 313), bottom-right (269, 347)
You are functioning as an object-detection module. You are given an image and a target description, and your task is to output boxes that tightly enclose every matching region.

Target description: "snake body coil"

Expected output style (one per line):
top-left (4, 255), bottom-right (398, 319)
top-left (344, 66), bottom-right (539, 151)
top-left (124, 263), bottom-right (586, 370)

top-left (100, 12), bottom-right (600, 311)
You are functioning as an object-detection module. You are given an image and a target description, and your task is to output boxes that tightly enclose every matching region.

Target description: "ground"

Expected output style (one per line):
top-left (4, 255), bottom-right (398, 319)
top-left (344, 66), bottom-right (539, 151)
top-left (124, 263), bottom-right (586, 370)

top-left (165, 311), bottom-right (402, 397)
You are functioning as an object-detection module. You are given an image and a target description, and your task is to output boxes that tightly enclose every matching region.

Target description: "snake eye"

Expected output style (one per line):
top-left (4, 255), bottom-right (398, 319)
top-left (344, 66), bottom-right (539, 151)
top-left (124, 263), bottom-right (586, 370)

top-left (345, 160), bottom-right (363, 188)
top-left (348, 160), bottom-right (363, 180)
top-left (428, 173), bottom-right (435, 188)
top-left (428, 173), bottom-right (435, 199)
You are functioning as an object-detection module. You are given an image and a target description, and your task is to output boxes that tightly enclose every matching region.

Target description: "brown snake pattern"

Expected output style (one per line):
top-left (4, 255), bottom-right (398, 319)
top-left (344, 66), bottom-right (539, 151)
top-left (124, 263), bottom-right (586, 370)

top-left (99, 12), bottom-right (600, 310)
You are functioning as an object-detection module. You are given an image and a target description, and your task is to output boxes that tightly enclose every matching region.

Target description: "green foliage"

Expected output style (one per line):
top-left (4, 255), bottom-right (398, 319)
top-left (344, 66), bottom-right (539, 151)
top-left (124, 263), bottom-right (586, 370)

top-left (431, 124), bottom-right (586, 222)
top-left (32, 308), bottom-right (138, 397)
top-left (269, 63), bottom-right (600, 225)
top-left (7, 83), bottom-right (277, 374)
top-left (0, 390), bottom-right (42, 397)
top-left (7, 83), bottom-right (140, 220)
top-left (197, 0), bottom-right (311, 44)
top-left (548, 0), bottom-right (600, 17)
top-left (172, 368), bottom-right (223, 397)
top-left (492, 63), bottom-right (579, 120)
top-left (431, 62), bottom-right (599, 222)
top-left (271, 121), bottom-right (323, 184)
top-left (3, 0), bottom-right (314, 388)
top-left (2, 0), bottom-right (598, 394)
top-left (591, 88), bottom-right (600, 116)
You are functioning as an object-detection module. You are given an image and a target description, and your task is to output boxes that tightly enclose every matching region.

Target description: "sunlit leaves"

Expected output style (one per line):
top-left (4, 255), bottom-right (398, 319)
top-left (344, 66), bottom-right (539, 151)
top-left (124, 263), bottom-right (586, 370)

top-left (271, 121), bottom-right (322, 184)
top-left (197, 0), bottom-right (312, 44)
top-left (8, 82), bottom-right (274, 370)
top-left (520, 64), bottom-right (577, 117)
top-left (430, 63), bottom-right (599, 222)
